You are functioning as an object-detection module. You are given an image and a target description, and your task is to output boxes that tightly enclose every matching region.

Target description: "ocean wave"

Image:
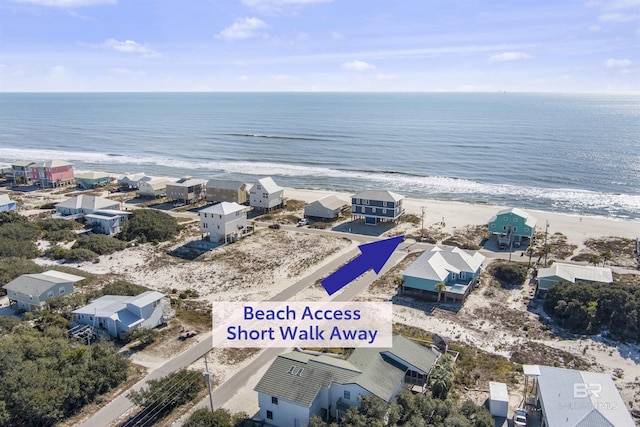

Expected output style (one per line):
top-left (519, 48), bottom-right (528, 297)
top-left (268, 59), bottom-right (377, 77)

top-left (2, 147), bottom-right (638, 217)
top-left (225, 133), bottom-right (328, 142)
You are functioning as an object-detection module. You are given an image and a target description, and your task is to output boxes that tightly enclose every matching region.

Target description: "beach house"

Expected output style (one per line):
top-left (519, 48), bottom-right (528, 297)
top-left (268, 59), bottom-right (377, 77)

top-left (85, 210), bottom-right (132, 235)
top-left (55, 195), bottom-right (120, 217)
top-left (30, 160), bottom-right (75, 188)
top-left (487, 207), bottom-right (537, 246)
top-left (75, 171), bottom-right (110, 189)
top-left (11, 161), bottom-right (35, 185)
top-left (205, 179), bottom-right (248, 204)
top-left (523, 365), bottom-right (635, 427)
top-left (72, 291), bottom-right (168, 338)
top-left (402, 246), bottom-right (485, 304)
top-left (138, 178), bottom-right (170, 198)
top-left (117, 173), bottom-right (149, 190)
top-left (536, 263), bottom-right (613, 297)
top-left (249, 177), bottom-right (284, 211)
top-left (166, 178), bottom-right (207, 204)
top-left (0, 194), bottom-right (17, 211)
top-left (351, 190), bottom-right (404, 225)
top-left (199, 202), bottom-right (248, 243)
top-left (304, 195), bottom-right (348, 220)
top-left (255, 335), bottom-right (440, 427)
top-left (3, 270), bottom-right (84, 312)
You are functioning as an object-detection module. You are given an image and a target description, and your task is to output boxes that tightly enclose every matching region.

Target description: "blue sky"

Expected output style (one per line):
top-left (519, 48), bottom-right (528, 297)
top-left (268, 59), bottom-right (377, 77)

top-left (0, 0), bottom-right (638, 92)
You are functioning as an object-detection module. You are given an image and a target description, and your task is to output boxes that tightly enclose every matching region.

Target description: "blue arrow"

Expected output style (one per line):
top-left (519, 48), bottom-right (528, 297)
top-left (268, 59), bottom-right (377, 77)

top-left (321, 235), bottom-right (405, 295)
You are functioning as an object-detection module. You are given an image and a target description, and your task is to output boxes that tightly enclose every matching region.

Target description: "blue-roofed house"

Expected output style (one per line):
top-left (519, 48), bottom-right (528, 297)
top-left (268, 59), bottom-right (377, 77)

top-left (487, 207), bottom-right (537, 246)
top-left (254, 335), bottom-right (440, 427)
top-left (351, 190), bottom-right (405, 225)
top-left (85, 209), bottom-right (132, 236)
top-left (72, 291), bottom-right (168, 338)
top-left (0, 194), bottom-right (17, 211)
top-left (402, 246), bottom-right (485, 304)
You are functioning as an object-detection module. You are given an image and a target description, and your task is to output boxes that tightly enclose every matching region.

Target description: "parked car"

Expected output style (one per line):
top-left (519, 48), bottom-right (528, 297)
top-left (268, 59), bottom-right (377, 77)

top-left (268, 223), bottom-right (281, 229)
top-left (513, 409), bottom-right (527, 427)
top-left (297, 218), bottom-right (309, 227)
top-left (173, 202), bottom-right (185, 208)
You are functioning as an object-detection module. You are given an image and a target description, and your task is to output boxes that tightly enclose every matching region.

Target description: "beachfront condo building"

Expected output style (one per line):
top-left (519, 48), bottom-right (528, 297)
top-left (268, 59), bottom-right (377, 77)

top-left (30, 159), bottom-right (75, 188)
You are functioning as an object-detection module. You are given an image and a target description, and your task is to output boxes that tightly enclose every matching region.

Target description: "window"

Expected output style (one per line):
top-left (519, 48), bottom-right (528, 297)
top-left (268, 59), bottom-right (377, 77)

top-left (29, 295), bottom-right (33, 300)
top-left (513, 227), bottom-right (517, 232)
top-left (513, 217), bottom-right (518, 222)
top-left (364, 199), bottom-right (369, 205)
top-left (272, 396), bottom-right (278, 405)
top-left (503, 216), bottom-right (508, 221)
top-left (344, 390), bottom-right (351, 400)
top-left (266, 411), bottom-right (273, 420)
top-left (460, 272), bottom-right (466, 279)
top-left (288, 365), bottom-right (295, 374)
top-left (491, 224), bottom-right (495, 229)
top-left (47, 291), bottom-right (53, 298)
top-left (203, 213), bottom-right (207, 218)
top-left (524, 227), bottom-right (529, 232)
top-left (382, 201), bottom-right (387, 207)
top-left (451, 273), bottom-right (457, 279)
top-left (503, 226), bottom-right (506, 231)
top-left (296, 368), bottom-right (304, 376)
top-left (382, 209), bottom-right (386, 214)
top-left (219, 215), bottom-right (222, 219)
top-left (59, 287), bottom-right (65, 294)
top-left (372, 208), bottom-right (376, 213)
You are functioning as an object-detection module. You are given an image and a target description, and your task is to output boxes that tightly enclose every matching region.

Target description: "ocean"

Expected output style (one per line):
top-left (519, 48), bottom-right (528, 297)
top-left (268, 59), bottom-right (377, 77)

top-left (0, 92), bottom-right (638, 220)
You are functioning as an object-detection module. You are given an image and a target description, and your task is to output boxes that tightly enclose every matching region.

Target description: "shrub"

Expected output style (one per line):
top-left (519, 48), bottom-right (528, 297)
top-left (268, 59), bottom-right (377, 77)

top-left (121, 328), bottom-right (159, 348)
top-left (43, 245), bottom-right (69, 260)
top-left (0, 211), bottom-right (27, 226)
top-left (0, 236), bottom-right (40, 259)
top-left (101, 281), bottom-right (149, 296)
top-left (64, 248), bottom-right (99, 262)
top-left (0, 257), bottom-right (43, 287)
top-left (73, 234), bottom-right (126, 255)
top-left (494, 263), bottom-right (528, 285)
top-left (120, 209), bottom-right (180, 243)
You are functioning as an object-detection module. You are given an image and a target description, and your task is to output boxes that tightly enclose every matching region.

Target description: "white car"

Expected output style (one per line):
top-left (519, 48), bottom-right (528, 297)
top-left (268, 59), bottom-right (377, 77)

top-left (513, 409), bottom-right (527, 427)
top-left (297, 218), bottom-right (309, 227)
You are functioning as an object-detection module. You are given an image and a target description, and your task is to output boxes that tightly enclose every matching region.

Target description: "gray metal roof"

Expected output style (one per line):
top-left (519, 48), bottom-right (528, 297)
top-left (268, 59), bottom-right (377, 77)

top-left (206, 179), bottom-right (247, 191)
top-left (403, 246), bottom-right (484, 282)
top-left (128, 291), bottom-right (165, 308)
top-left (538, 263), bottom-right (613, 287)
top-left (535, 365), bottom-right (635, 427)
top-left (254, 177), bottom-right (282, 194)
top-left (352, 190), bottom-right (404, 202)
top-left (200, 202), bottom-right (246, 215)
top-left (488, 207), bottom-right (538, 228)
top-left (55, 195), bottom-right (119, 211)
top-left (307, 195), bottom-right (348, 211)
top-left (3, 270), bottom-right (84, 295)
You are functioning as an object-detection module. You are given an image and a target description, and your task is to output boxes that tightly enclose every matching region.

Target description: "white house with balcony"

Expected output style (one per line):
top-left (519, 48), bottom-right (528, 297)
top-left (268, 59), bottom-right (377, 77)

top-left (199, 202), bottom-right (248, 243)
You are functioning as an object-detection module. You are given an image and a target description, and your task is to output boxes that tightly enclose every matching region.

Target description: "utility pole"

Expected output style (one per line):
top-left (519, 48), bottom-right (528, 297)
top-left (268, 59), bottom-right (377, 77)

top-left (204, 352), bottom-right (214, 413)
top-left (420, 206), bottom-right (426, 240)
top-left (544, 220), bottom-right (549, 267)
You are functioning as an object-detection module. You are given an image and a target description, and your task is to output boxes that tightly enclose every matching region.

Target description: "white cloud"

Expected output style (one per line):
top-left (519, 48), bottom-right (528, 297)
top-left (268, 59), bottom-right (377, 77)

top-left (217, 17), bottom-right (268, 41)
top-left (48, 65), bottom-right (67, 80)
top-left (597, 12), bottom-right (639, 22)
top-left (604, 58), bottom-right (631, 67)
top-left (102, 38), bottom-right (160, 57)
top-left (12, 0), bottom-right (115, 7)
top-left (331, 31), bottom-right (344, 40)
top-left (488, 51), bottom-right (532, 62)
top-left (242, 0), bottom-right (331, 14)
top-left (342, 60), bottom-right (376, 71)
top-left (602, 0), bottom-right (640, 10)
top-left (239, 75), bottom-right (249, 81)
top-left (108, 67), bottom-right (145, 76)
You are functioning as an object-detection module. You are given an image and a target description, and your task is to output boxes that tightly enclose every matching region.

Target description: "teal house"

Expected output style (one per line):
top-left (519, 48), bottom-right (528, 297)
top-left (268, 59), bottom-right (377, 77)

top-left (487, 207), bottom-right (537, 245)
top-left (402, 246), bottom-right (485, 304)
top-left (76, 171), bottom-right (110, 189)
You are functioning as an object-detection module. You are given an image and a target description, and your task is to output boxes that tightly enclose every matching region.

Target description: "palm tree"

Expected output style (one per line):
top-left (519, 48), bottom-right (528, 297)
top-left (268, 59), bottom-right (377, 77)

top-left (435, 282), bottom-right (446, 303)
top-left (526, 246), bottom-right (535, 268)
top-left (600, 250), bottom-right (613, 267)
